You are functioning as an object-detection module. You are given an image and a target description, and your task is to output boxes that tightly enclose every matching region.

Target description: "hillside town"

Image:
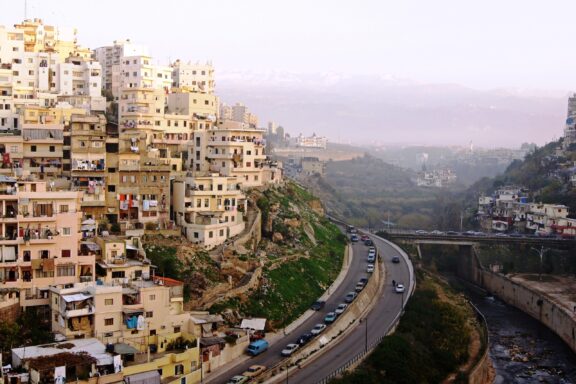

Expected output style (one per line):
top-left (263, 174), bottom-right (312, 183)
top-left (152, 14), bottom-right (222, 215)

top-left (0, 18), bottom-right (284, 384)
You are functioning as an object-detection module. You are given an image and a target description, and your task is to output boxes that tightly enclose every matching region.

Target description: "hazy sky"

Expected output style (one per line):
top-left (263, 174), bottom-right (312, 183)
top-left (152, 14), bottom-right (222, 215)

top-left (2, 0), bottom-right (576, 91)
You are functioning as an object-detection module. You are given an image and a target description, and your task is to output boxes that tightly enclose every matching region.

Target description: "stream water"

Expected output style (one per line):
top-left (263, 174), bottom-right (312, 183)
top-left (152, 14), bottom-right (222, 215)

top-left (469, 292), bottom-right (576, 383)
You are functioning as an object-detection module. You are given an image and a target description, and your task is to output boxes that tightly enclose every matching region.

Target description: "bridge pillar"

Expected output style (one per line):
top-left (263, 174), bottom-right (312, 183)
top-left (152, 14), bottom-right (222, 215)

top-left (456, 244), bottom-right (481, 284)
top-left (416, 244), bottom-right (422, 259)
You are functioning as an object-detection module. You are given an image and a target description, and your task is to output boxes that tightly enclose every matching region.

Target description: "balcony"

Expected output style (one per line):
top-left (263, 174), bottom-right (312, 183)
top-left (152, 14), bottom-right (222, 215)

top-left (66, 306), bottom-right (95, 318)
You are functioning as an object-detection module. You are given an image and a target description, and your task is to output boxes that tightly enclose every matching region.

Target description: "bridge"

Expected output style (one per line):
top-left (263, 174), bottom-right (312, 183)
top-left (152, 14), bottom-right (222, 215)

top-left (384, 231), bottom-right (576, 248)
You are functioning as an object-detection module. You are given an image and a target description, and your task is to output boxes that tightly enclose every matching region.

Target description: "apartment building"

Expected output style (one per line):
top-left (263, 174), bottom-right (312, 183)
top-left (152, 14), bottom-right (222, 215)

top-left (0, 177), bottom-right (91, 312)
top-left (220, 102), bottom-right (258, 128)
top-left (93, 39), bottom-right (149, 91)
top-left (111, 55), bottom-right (172, 100)
top-left (564, 93), bottom-right (576, 150)
top-left (172, 174), bottom-right (246, 248)
top-left (171, 59), bottom-right (215, 94)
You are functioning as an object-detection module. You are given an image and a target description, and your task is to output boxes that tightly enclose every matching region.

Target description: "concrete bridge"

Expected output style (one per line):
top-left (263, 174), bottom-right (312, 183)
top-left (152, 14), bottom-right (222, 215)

top-left (386, 232), bottom-right (575, 248)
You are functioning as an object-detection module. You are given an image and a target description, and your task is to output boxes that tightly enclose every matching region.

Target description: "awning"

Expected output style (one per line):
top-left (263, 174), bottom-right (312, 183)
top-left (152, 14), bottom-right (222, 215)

top-left (124, 370), bottom-right (160, 384)
top-left (240, 318), bottom-right (266, 331)
top-left (82, 219), bottom-right (96, 225)
top-left (113, 343), bottom-right (139, 355)
top-left (122, 308), bottom-right (144, 314)
top-left (62, 293), bottom-right (93, 303)
top-left (81, 225), bottom-right (96, 231)
top-left (126, 244), bottom-right (138, 251)
top-left (81, 242), bottom-right (100, 251)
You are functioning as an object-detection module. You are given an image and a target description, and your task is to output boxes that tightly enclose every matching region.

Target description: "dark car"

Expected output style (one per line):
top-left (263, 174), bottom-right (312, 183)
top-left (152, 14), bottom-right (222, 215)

top-left (310, 300), bottom-right (326, 311)
top-left (297, 332), bottom-right (314, 346)
top-left (392, 256), bottom-right (400, 263)
top-left (364, 239), bottom-right (374, 246)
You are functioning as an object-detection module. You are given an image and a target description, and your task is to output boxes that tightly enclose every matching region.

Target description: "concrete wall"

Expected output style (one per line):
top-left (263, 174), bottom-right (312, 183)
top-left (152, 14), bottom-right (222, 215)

top-left (479, 270), bottom-right (576, 353)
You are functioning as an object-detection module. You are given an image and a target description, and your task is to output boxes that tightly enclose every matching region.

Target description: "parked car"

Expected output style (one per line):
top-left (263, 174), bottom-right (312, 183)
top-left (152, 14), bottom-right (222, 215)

top-left (355, 281), bottom-right (365, 292)
top-left (324, 312), bottom-right (337, 324)
top-left (359, 277), bottom-right (368, 285)
top-left (226, 376), bottom-right (249, 384)
top-left (281, 343), bottom-right (300, 357)
top-left (415, 230), bottom-right (428, 235)
top-left (350, 234), bottom-right (359, 242)
top-left (249, 330), bottom-right (265, 341)
top-left (368, 248), bottom-right (376, 257)
top-left (311, 323), bottom-right (327, 335)
top-left (395, 284), bottom-right (405, 293)
top-left (344, 291), bottom-right (357, 303)
top-left (494, 233), bottom-right (509, 237)
top-left (391, 256), bottom-right (400, 264)
top-left (310, 300), bottom-right (325, 311)
top-left (242, 365), bottom-right (266, 378)
top-left (334, 303), bottom-right (348, 315)
top-left (430, 230), bottom-right (444, 235)
top-left (246, 339), bottom-right (269, 356)
top-left (367, 254), bottom-right (376, 263)
top-left (297, 332), bottom-right (314, 346)
top-left (364, 239), bottom-right (374, 246)
top-left (366, 264), bottom-right (375, 273)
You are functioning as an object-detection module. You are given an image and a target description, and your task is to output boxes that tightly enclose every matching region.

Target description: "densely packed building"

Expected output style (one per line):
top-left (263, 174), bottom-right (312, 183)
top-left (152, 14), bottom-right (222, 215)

top-left (0, 18), bottom-right (282, 384)
top-left (477, 186), bottom-right (575, 237)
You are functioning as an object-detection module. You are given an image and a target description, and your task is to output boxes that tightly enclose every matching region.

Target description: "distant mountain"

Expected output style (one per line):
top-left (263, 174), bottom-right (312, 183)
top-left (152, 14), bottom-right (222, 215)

top-left (216, 71), bottom-right (567, 147)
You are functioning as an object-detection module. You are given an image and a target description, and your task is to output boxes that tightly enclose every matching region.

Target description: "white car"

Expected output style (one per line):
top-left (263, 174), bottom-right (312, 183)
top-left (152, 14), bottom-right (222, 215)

top-left (368, 249), bottom-right (376, 257)
top-left (395, 283), bottom-right (405, 293)
top-left (334, 303), bottom-right (348, 315)
top-left (311, 323), bottom-right (327, 335)
top-left (367, 264), bottom-right (375, 273)
top-left (281, 343), bottom-right (299, 357)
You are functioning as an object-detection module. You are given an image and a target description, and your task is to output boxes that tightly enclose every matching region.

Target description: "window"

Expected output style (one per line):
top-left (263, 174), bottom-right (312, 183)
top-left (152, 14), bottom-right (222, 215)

top-left (60, 205), bottom-right (69, 213)
top-left (204, 198), bottom-right (209, 208)
top-left (57, 265), bottom-right (75, 277)
top-left (31, 145), bottom-right (37, 152)
top-left (149, 294), bottom-right (156, 301)
top-left (111, 271), bottom-right (125, 278)
top-left (193, 232), bottom-right (199, 239)
top-left (62, 227), bottom-right (71, 236)
top-left (108, 185), bottom-right (116, 192)
top-left (217, 184), bottom-right (223, 191)
top-left (49, 146), bottom-right (55, 152)
top-left (150, 329), bottom-right (157, 336)
top-left (61, 249), bottom-right (71, 258)
top-left (209, 231), bottom-right (213, 238)
top-left (146, 311), bottom-right (153, 318)
top-left (105, 298), bottom-right (114, 306)
top-left (105, 318), bottom-right (114, 326)
top-left (219, 229), bottom-right (224, 237)
top-left (174, 364), bottom-right (184, 375)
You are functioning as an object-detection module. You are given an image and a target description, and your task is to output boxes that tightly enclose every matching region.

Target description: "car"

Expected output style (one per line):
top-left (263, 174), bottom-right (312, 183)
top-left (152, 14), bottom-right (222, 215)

top-left (226, 376), bottom-right (249, 384)
top-left (446, 231), bottom-right (459, 235)
top-left (364, 239), bottom-right (374, 246)
top-left (296, 332), bottom-right (314, 346)
top-left (464, 230), bottom-right (476, 236)
top-left (281, 343), bottom-right (300, 357)
top-left (344, 291), bottom-right (357, 303)
top-left (310, 300), bottom-right (325, 311)
top-left (242, 365), bottom-right (266, 378)
top-left (415, 230), bottom-right (428, 235)
top-left (355, 282), bottom-right (365, 292)
top-left (474, 231), bottom-right (487, 237)
top-left (367, 254), bottom-right (376, 263)
top-left (395, 283), bottom-right (405, 293)
top-left (334, 303), bottom-right (348, 315)
top-left (391, 256), bottom-right (400, 264)
top-left (350, 234), bottom-right (359, 242)
top-left (368, 248), bottom-right (376, 256)
top-left (494, 233), bottom-right (509, 237)
top-left (246, 339), bottom-right (269, 356)
top-left (311, 323), bottom-right (327, 335)
top-left (430, 230), bottom-right (444, 235)
top-left (359, 277), bottom-right (368, 285)
top-left (367, 264), bottom-right (375, 273)
top-left (360, 234), bottom-right (369, 241)
top-left (324, 312), bottom-right (337, 324)
top-left (509, 233), bottom-right (523, 238)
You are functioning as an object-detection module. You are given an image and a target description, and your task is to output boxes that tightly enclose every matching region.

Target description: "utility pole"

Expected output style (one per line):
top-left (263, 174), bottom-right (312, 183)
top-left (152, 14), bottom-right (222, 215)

top-left (460, 211), bottom-right (464, 232)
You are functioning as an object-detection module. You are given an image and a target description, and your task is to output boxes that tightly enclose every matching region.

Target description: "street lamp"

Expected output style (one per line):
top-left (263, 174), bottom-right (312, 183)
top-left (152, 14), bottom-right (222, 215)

top-left (531, 246), bottom-right (549, 281)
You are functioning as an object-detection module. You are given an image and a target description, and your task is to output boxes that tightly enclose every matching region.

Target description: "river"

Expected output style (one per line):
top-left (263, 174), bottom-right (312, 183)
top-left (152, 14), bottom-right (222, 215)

top-left (469, 292), bottom-right (576, 384)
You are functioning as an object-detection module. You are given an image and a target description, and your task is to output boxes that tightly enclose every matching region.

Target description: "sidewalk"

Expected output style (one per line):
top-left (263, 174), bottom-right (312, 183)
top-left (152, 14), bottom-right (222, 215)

top-left (204, 244), bottom-right (354, 383)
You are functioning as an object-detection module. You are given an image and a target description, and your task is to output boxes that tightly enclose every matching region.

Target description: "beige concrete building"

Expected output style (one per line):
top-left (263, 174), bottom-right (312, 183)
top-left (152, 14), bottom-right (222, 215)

top-left (171, 60), bottom-right (215, 94)
top-left (0, 177), bottom-right (92, 311)
top-left (172, 174), bottom-right (246, 248)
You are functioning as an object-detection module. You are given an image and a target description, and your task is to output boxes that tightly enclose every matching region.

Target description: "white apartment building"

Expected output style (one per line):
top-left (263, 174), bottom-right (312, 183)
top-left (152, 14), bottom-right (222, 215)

top-left (93, 39), bottom-right (149, 91)
top-left (171, 60), bottom-right (215, 94)
top-left (112, 55), bottom-right (172, 100)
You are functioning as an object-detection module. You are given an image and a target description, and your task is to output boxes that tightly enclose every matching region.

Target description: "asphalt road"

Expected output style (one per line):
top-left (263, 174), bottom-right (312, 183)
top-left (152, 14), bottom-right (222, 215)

top-left (289, 235), bottom-right (411, 384)
top-left (211, 237), bottom-right (375, 383)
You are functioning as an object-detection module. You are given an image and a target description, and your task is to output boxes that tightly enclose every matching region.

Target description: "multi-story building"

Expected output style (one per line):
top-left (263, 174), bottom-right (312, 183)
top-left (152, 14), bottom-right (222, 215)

top-left (93, 39), bottom-right (149, 92)
top-left (0, 177), bottom-right (91, 311)
top-left (172, 174), bottom-right (246, 247)
top-left (171, 60), bottom-right (215, 94)
top-left (220, 102), bottom-right (258, 128)
top-left (564, 94), bottom-right (576, 150)
top-left (291, 133), bottom-right (328, 149)
top-left (111, 55), bottom-right (172, 100)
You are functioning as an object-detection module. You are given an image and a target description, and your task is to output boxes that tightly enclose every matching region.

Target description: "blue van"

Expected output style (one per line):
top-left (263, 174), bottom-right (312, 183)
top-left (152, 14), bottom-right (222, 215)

top-left (246, 339), bottom-right (269, 356)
